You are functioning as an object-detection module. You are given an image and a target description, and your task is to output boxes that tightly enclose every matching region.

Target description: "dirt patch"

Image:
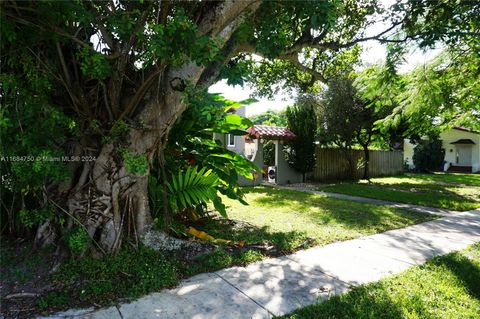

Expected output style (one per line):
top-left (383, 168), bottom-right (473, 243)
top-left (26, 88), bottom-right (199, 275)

top-left (1, 218), bottom-right (314, 318)
top-left (1, 239), bottom-right (61, 319)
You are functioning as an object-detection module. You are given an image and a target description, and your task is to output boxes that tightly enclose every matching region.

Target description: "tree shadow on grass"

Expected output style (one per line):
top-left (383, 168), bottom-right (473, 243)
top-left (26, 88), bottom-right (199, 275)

top-left (376, 182), bottom-right (480, 210)
top-left (245, 187), bottom-right (389, 229)
top-left (404, 173), bottom-right (480, 187)
top-left (199, 217), bottom-right (310, 253)
top-left (325, 182), bottom-right (479, 211)
top-left (305, 204), bottom-right (429, 233)
top-left (285, 248), bottom-right (480, 319)
top-left (281, 246), bottom-right (480, 319)
top-left (244, 186), bottom-right (376, 215)
top-left (207, 186), bottom-right (433, 257)
top-left (378, 181), bottom-right (479, 197)
top-left (437, 247), bottom-right (480, 299)
top-left (281, 282), bottom-right (408, 319)
top-left (243, 186), bottom-right (430, 232)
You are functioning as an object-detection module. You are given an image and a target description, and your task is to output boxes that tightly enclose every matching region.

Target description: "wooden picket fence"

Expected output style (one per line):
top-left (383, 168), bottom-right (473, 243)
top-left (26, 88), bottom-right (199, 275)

top-left (312, 147), bottom-right (404, 181)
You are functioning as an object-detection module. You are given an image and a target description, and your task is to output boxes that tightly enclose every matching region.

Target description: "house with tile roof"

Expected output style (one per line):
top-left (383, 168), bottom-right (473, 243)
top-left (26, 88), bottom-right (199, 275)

top-left (404, 127), bottom-right (480, 173)
top-left (216, 106), bottom-right (303, 185)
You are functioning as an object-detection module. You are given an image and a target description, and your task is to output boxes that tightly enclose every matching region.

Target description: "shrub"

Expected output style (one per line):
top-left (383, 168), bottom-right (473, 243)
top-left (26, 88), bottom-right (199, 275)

top-left (285, 104), bottom-right (317, 182)
top-left (263, 140), bottom-right (275, 166)
top-left (413, 136), bottom-right (445, 172)
top-left (64, 227), bottom-right (90, 255)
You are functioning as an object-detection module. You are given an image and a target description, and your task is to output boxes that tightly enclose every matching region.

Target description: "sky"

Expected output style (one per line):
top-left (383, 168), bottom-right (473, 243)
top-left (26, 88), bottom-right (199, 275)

top-left (209, 48), bottom-right (441, 117)
top-left (208, 1), bottom-right (442, 117)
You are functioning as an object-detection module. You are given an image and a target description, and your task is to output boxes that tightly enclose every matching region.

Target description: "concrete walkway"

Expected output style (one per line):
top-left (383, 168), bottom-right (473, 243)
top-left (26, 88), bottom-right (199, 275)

top-left (43, 209), bottom-right (480, 319)
top-left (269, 183), bottom-right (455, 216)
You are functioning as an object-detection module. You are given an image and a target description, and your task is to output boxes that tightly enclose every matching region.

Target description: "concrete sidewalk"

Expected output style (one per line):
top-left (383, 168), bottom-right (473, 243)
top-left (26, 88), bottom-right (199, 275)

top-left (44, 209), bottom-right (480, 319)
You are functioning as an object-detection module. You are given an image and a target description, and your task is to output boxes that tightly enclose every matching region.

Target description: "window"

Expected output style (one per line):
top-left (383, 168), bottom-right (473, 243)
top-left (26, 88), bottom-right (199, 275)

top-left (227, 134), bottom-right (235, 147)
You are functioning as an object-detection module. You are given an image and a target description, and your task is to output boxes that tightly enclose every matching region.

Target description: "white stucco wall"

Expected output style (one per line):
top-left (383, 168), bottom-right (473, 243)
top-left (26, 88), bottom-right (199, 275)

top-left (238, 139), bottom-right (263, 186)
top-left (404, 128), bottom-right (480, 172)
top-left (225, 106), bottom-right (246, 156)
top-left (244, 141), bottom-right (256, 159)
top-left (403, 140), bottom-right (415, 169)
top-left (215, 106), bottom-right (247, 156)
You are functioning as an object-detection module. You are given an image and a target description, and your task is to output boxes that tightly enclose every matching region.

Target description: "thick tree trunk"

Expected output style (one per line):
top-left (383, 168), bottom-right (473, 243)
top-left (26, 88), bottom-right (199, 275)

top-left (33, 0), bottom-right (261, 254)
top-left (35, 63), bottom-right (208, 253)
top-left (35, 84), bottom-right (187, 253)
top-left (66, 142), bottom-right (151, 254)
top-left (362, 145), bottom-right (370, 180)
top-left (347, 158), bottom-right (356, 180)
top-left (340, 146), bottom-right (356, 180)
top-left (66, 79), bottom-right (191, 253)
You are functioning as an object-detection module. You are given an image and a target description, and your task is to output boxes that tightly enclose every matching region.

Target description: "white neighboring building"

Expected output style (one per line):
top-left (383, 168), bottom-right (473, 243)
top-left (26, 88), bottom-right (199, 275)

top-left (221, 105), bottom-right (247, 156)
top-left (215, 105), bottom-right (303, 185)
top-left (404, 127), bottom-right (480, 173)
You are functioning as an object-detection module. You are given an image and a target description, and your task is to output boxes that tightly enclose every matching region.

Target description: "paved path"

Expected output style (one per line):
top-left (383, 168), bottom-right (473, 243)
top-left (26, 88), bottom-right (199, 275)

top-left (269, 184), bottom-right (455, 216)
top-left (43, 209), bottom-right (480, 319)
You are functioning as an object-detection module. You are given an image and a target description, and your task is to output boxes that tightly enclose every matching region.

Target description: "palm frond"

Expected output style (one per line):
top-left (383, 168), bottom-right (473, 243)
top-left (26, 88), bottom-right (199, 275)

top-left (167, 166), bottom-right (224, 215)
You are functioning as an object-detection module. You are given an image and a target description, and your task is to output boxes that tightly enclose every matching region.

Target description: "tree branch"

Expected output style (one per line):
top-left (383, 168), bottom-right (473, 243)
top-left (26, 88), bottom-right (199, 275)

top-left (157, 0), bottom-right (170, 25)
top-left (117, 65), bottom-right (166, 123)
top-left (232, 19), bottom-right (410, 86)
top-left (197, 1), bottom-right (263, 87)
top-left (56, 42), bottom-right (72, 86)
top-left (284, 53), bottom-right (327, 83)
top-left (6, 14), bottom-right (92, 49)
top-left (197, 0), bottom-right (261, 37)
top-left (107, 3), bottom-right (154, 117)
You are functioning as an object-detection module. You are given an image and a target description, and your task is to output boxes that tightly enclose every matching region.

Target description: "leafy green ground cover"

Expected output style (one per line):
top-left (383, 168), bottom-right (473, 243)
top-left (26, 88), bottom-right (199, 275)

top-left (1, 186), bottom-right (435, 317)
top-left (0, 242), bottom-right (263, 317)
top-left (280, 242), bottom-right (480, 319)
top-left (322, 173), bottom-right (480, 211)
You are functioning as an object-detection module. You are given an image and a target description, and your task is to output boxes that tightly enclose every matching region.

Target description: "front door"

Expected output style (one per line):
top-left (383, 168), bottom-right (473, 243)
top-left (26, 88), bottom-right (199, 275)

top-left (456, 146), bottom-right (472, 166)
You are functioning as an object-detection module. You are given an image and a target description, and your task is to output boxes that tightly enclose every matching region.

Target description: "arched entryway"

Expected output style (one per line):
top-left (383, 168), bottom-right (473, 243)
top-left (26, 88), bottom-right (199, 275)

top-left (241, 125), bottom-right (303, 185)
top-left (450, 139), bottom-right (475, 172)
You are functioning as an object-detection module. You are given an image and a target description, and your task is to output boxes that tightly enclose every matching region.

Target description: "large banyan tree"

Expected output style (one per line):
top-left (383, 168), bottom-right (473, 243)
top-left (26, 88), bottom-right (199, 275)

top-left (1, 0), bottom-right (478, 254)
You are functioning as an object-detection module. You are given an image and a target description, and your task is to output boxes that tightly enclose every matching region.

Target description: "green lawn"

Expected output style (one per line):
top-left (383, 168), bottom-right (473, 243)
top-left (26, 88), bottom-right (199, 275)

top-left (2, 186), bottom-right (436, 316)
top-left (322, 173), bottom-right (480, 211)
top-left (402, 172), bottom-right (480, 186)
top-left (280, 242), bottom-right (480, 319)
top-left (202, 186), bottom-right (435, 252)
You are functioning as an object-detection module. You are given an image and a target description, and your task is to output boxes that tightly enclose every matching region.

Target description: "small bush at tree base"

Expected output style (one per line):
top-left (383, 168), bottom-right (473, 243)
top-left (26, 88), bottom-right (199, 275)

top-left (64, 227), bottom-right (89, 255)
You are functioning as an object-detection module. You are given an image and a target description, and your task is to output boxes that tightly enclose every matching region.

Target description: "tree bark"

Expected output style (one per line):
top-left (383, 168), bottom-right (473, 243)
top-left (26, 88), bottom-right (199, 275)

top-left (34, 74), bottom-right (191, 253)
top-left (362, 145), bottom-right (370, 181)
top-left (33, 0), bottom-right (262, 254)
top-left (60, 73), bottom-right (192, 253)
top-left (340, 146), bottom-right (356, 181)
